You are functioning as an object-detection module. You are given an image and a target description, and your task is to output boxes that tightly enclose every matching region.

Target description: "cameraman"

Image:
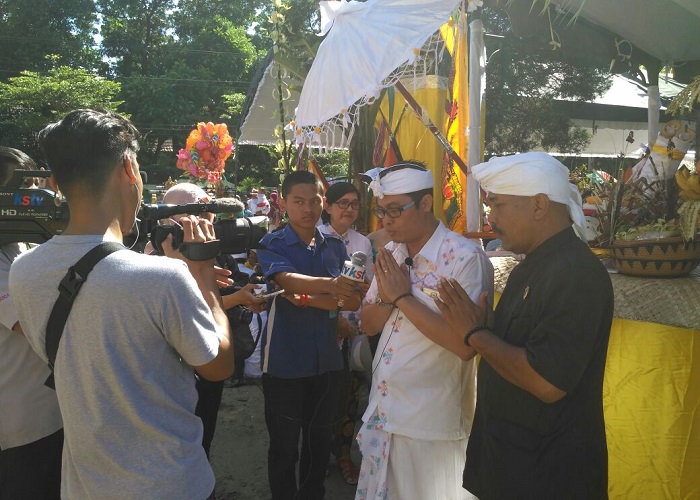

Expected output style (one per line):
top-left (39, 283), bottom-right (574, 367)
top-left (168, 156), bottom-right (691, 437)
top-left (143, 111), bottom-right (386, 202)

top-left (9, 109), bottom-right (232, 500)
top-left (156, 185), bottom-right (265, 314)
top-left (156, 184), bottom-right (265, 458)
top-left (0, 147), bottom-right (63, 499)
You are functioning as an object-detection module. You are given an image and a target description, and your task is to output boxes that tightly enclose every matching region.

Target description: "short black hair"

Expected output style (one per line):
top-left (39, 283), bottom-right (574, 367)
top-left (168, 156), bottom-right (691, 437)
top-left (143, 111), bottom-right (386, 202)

top-left (38, 109), bottom-right (141, 196)
top-left (407, 187), bottom-right (434, 207)
top-left (0, 147), bottom-right (37, 187)
top-left (281, 170), bottom-right (324, 199)
top-left (320, 182), bottom-right (360, 224)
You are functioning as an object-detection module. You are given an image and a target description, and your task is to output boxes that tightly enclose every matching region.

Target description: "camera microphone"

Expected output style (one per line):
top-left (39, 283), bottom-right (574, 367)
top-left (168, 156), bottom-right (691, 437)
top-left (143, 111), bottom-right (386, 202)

top-left (141, 201), bottom-right (241, 220)
top-left (341, 251), bottom-right (368, 282)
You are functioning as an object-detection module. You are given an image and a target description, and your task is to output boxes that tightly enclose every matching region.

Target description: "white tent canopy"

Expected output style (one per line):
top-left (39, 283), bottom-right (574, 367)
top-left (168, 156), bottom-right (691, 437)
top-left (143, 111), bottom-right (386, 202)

top-left (547, 0), bottom-right (700, 63)
top-left (560, 74), bottom-right (691, 158)
top-left (239, 61), bottom-right (347, 149)
top-left (238, 62), bottom-right (297, 146)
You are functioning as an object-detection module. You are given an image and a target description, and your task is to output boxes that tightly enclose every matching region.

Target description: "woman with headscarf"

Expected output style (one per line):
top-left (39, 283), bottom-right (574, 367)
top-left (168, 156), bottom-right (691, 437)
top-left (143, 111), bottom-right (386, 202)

top-left (317, 182), bottom-right (372, 484)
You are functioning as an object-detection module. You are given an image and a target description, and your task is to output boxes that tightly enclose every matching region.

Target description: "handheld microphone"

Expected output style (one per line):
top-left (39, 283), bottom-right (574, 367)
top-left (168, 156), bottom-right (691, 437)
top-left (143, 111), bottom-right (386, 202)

top-left (341, 251), bottom-right (368, 282)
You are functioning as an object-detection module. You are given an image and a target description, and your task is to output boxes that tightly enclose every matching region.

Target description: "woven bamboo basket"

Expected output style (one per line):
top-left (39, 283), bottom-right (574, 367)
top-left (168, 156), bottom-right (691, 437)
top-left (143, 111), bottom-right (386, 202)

top-left (610, 237), bottom-right (700, 278)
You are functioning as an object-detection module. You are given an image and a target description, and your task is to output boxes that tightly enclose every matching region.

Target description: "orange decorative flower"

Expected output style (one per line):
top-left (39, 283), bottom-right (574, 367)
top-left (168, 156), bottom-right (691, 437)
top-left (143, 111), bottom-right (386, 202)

top-left (176, 122), bottom-right (234, 182)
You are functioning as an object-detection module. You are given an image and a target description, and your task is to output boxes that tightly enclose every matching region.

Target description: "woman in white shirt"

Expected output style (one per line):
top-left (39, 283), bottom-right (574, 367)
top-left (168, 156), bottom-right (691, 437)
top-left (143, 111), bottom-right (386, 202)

top-left (318, 182), bottom-right (372, 485)
top-left (319, 183), bottom-right (372, 276)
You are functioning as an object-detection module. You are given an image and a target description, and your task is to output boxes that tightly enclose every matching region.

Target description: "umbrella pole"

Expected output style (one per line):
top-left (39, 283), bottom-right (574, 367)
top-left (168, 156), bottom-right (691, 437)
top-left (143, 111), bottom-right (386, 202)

top-left (394, 80), bottom-right (469, 175)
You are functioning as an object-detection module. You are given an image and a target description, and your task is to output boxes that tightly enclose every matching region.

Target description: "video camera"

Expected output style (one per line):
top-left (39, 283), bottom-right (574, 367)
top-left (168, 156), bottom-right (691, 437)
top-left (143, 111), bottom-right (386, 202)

top-left (0, 169), bottom-right (69, 246)
top-left (136, 202), bottom-right (268, 257)
top-left (0, 167), bottom-right (267, 259)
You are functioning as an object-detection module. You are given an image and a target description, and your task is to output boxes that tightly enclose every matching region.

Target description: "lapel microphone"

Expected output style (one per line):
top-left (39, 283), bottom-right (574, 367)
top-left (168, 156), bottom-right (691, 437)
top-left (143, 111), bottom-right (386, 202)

top-left (404, 257), bottom-right (413, 268)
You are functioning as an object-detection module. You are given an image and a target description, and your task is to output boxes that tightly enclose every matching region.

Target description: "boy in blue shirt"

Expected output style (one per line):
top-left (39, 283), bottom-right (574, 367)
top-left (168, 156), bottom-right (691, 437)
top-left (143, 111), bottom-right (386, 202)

top-left (257, 171), bottom-right (361, 500)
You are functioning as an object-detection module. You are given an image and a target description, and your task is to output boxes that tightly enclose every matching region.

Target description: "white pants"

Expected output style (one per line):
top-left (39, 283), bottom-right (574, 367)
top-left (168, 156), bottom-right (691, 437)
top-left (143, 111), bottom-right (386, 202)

top-left (355, 415), bottom-right (475, 500)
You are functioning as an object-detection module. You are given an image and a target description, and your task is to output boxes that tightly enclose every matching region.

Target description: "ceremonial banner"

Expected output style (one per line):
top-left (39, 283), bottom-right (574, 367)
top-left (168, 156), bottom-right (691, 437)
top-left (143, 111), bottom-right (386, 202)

top-left (378, 78), bottom-right (450, 223)
top-left (441, 14), bottom-right (469, 234)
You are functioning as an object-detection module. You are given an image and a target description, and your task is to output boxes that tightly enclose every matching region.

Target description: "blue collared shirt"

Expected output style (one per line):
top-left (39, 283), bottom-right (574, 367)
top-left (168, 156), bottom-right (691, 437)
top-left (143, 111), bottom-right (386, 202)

top-left (257, 225), bottom-right (348, 378)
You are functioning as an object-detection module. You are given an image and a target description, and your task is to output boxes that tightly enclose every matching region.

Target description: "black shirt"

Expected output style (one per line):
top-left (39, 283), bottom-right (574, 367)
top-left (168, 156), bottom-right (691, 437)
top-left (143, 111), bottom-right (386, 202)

top-left (464, 227), bottom-right (613, 499)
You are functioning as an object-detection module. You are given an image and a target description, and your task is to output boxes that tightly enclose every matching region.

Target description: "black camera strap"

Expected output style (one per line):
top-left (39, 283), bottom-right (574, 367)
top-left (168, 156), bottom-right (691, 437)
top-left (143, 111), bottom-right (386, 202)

top-left (44, 241), bottom-right (126, 389)
top-left (253, 312), bottom-right (263, 350)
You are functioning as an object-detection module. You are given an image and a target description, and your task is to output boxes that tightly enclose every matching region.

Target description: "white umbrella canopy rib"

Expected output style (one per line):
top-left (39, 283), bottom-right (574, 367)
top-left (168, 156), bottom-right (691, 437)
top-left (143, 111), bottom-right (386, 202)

top-left (295, 0), bottom-right (462, 129)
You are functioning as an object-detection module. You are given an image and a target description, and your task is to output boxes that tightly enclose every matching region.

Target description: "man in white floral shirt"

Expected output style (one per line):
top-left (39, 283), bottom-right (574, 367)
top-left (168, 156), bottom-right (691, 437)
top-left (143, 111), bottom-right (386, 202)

top-left (357, 162), bottom-right (493, 499)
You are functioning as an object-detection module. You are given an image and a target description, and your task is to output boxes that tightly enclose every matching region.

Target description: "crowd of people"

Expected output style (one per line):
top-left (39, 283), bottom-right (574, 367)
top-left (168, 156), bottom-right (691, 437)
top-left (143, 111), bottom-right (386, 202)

top-left (1, 109), bottom-right (613, 500)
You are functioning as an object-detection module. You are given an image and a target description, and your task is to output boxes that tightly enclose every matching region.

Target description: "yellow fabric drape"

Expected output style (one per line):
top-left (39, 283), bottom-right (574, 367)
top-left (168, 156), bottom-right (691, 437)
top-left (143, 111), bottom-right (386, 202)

top-left (370, 17), bottom-right (469, 232)
top-left (441, 15), bottom-right (469, 234)
top-left (494, 291), bottom-right (700, 499)
top-left (378, 80), bottom-right (449, 224)
top-left (605, 319), bottom-right (700, 499)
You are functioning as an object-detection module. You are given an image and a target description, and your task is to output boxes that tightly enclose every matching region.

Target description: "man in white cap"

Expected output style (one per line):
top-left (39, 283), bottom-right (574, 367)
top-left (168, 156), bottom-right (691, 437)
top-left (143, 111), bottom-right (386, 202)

top-left (248, 187), bottom-right (270, 216)
top-left (357, 161), bottom-right (492, 499)
top-left (435, 152), bottom-right (613, 499)
top-left (246, 189), bottom-right (258, 214)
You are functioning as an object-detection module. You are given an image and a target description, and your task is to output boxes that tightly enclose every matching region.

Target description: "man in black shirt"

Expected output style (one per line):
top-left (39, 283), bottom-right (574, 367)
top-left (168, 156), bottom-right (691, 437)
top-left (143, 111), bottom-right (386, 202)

top-left (436, 152), bottom-right (613, 499)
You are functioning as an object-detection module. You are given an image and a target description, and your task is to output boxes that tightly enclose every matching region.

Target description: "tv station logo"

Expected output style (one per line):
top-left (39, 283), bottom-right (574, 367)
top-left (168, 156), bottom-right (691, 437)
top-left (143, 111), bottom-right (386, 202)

top-left (14, 192), bottom-right (45, 206)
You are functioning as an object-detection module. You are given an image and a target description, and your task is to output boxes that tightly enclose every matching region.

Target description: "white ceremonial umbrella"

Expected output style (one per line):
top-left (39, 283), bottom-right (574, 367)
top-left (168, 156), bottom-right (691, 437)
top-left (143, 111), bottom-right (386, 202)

top-left (294, 0), bottom-right (468, 172)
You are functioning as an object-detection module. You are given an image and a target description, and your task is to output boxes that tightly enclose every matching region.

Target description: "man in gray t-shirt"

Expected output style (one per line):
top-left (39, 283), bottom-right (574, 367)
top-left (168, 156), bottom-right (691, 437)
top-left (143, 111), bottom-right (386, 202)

top-left (9, 110), bottom-right (233, 500)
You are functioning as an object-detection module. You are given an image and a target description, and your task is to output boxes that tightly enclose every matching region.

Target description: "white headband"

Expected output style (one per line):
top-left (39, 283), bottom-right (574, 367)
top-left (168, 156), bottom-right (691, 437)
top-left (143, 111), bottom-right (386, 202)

top-left (472, 152), bottom-right (587, 241)
top-left (360, 163), bottom-right (434, 199)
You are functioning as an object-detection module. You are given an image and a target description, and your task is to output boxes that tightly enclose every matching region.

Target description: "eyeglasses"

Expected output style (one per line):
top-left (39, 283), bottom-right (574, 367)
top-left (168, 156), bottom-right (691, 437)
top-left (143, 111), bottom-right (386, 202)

top-left (372, 200), bottom-right (415, 219)
top-left (334, 199), bottom-right (360, 210)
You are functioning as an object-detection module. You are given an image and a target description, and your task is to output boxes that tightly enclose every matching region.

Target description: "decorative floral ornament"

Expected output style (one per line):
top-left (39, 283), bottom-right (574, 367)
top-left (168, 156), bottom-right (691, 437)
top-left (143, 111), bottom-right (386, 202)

top-left (368, 178), bottom-right (385, 199)
top-left (311, 126), bottom-right (322, 145)
top-left (176, 122), bottom-right (234, 182)
top-left (294, 127), bottom-right (304, 145)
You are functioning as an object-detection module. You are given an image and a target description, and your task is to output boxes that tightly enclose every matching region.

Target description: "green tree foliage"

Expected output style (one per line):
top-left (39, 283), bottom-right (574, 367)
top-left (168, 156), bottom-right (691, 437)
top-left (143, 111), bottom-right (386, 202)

top-left (0, 0), bottom-right (101, 78)
top-left (222, 93), bottom-right (247, 122)
top-left (314, 150), bottom-right (351, 181)
top-left (99, 0), bottom-right (175, 77)
top-left (0, 63), bottom-right (122, 156)
top-left (173, 0), bottom-right (271, 50)
top-left (0, 0), bottom-right (617, 184)
top-left (236, 145), bottom-right (282, 188)
top-left (483, 8), bottom-right (611, 155)
top-left (94, 0), bottom-right (264, 171)
top-left (266, 0), bottom-right (320, 82)
top-left (232, 147), bottom-right (350, 192)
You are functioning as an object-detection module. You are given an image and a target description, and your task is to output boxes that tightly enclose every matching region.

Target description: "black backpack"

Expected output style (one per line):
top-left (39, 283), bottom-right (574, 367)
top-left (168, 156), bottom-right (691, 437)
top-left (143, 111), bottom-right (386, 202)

top-left (230, 311), bottom-right (263, 361)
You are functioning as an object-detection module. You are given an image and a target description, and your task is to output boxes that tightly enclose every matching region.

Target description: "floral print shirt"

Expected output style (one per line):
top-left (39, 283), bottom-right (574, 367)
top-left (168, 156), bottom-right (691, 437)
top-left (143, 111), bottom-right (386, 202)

top-left (362, 221), bottom-right (493, 441)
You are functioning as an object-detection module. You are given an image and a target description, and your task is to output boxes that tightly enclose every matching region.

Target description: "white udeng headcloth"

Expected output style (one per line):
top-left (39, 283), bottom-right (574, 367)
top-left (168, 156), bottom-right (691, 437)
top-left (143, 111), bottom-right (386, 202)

top-left (360, 163), bottom-right (434, 199)
top-left (472, 152), bottom-right (587, 241)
